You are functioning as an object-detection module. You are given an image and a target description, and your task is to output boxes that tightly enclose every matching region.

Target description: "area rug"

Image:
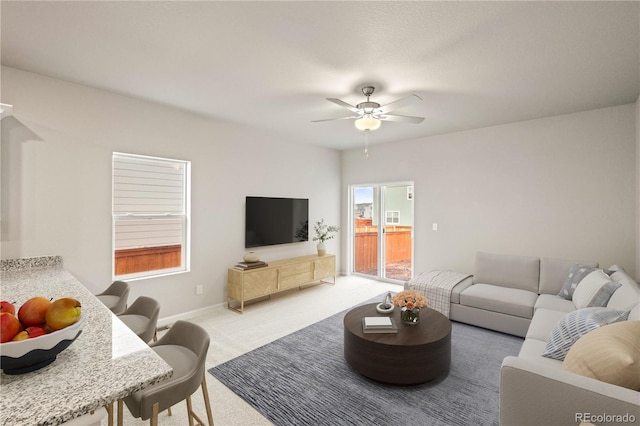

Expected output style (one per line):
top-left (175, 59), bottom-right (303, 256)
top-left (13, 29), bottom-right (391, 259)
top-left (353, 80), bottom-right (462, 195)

top-left (209, 298), bottom-right (523, 426)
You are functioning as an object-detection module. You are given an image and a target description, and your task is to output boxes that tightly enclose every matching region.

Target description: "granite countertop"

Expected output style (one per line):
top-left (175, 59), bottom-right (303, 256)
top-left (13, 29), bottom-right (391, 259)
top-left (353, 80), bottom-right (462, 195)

top-left (0, 264), bottom-right (173, 426)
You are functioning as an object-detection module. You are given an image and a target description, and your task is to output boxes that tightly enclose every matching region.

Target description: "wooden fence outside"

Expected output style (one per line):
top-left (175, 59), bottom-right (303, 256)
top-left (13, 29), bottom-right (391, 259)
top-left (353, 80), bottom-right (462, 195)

top-left (114, 245), bottom-right (181, 275)
top-left (354, 226), bottom-right (412, 272)
top-left (113, 224), bottom-right (411, 277)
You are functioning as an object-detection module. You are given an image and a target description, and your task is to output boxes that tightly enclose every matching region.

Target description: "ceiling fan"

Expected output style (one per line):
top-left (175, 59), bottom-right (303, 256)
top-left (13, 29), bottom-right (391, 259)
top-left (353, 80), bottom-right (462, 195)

top-left (312, 86), bottom-right (425, 131)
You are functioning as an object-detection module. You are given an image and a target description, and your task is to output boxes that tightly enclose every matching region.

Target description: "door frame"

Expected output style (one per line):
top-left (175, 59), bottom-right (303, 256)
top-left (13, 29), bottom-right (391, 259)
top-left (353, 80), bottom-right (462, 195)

top-left (348, 181), bottom-right (414, 284)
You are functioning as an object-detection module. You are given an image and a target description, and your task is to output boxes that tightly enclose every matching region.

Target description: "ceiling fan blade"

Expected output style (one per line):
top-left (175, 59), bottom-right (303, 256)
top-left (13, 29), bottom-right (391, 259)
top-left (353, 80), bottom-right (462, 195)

top-left (327, 98), bottom-right (361, 114)
top-left (311, 115), bottom-right (359, 123)
top-left (379, 113), bottom-right (425, 124)
top-left (377, 94), bottom-right (422, 114)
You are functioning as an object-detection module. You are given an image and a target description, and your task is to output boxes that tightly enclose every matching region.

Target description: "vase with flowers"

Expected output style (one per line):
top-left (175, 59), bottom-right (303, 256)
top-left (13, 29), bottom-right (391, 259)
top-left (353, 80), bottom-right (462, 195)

top-left (392, 290), bottom-right (429, 325)
top-left (312, 219), bottom-right (340, 256)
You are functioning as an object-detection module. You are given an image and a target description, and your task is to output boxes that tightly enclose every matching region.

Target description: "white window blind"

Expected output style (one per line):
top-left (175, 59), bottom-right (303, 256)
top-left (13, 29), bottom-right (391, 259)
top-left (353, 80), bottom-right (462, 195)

top-left (113, 154), bottom-right (185, 216)
top-left (112, 153), bottom-right (189, 278)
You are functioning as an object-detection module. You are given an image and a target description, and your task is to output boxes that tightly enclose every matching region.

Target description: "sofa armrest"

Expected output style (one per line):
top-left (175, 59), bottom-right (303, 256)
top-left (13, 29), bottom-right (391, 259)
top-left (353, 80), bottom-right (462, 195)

top-left (500, 356), bottom-right (640, 426)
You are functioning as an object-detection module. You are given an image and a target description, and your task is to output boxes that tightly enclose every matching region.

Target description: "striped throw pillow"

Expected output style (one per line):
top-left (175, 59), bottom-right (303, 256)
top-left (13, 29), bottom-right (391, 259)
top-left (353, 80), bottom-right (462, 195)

top-left (542, 307), bottom-right (629, 361)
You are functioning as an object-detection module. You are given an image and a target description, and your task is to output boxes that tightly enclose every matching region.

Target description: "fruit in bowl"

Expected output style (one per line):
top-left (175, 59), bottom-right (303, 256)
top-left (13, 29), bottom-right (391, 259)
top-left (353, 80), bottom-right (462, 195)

top-left (18, 296), bottom-right (52, 326)
top-left (0, 300), bottom-right (16, 316)
top-left (0, 297), bottom-right (83, 374)
top-left (46, 297), bottom-right (81, 330)
top-left (0, 312), bottom-right (21, 343)
top-left (12, 326), bottom-right (47, 341)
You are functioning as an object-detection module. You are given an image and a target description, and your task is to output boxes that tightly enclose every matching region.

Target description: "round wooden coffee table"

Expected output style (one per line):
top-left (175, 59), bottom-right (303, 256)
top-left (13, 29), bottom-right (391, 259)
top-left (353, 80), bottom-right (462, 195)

top-left (343, 303), bottom-right (451, 385)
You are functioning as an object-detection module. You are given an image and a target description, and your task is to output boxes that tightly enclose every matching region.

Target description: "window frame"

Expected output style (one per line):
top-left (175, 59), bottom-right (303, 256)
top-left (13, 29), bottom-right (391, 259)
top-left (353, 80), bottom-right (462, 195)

top-left (385, 210), bottom-right (400, 225)
top-left (112, 152), bottom-right (191, 281)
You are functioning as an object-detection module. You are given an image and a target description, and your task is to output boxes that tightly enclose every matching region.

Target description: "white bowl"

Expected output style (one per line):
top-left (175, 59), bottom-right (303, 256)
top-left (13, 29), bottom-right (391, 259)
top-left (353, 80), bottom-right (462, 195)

top-left (0, 316), bottom-right (85, 374)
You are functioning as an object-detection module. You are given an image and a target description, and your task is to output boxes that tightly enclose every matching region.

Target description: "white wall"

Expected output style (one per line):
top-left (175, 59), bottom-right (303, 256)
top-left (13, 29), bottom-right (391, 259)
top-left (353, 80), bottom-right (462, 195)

top-left (342, 104), bottom-right (637, 277)
top-left (1, 66), bottom-right (342, 317)
top-left (636, 95), bottom-right (640, 280)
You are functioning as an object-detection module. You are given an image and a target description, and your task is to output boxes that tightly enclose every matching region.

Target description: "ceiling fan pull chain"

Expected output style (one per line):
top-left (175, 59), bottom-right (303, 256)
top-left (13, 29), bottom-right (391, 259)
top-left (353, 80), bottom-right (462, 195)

top-left (364, 131), bottom-right (370, 158)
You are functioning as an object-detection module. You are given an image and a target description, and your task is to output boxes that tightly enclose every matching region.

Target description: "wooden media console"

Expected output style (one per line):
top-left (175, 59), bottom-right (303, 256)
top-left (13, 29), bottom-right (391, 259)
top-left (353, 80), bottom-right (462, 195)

top-left (227, 254), bottom-right (336, 313)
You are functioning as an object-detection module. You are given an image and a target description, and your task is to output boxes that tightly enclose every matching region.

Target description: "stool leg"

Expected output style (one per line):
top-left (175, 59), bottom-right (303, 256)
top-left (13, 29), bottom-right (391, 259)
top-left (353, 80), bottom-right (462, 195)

top-left (106, 402), bottom-right (114, 426)
top-left (151, 402), bottom-right (159, 426)
top-left (117, 400), bottom-right (124, 426)
top-left (201, 375), bottom-right (214, 426)
top-left (186, 396), bottom-right (195, 426)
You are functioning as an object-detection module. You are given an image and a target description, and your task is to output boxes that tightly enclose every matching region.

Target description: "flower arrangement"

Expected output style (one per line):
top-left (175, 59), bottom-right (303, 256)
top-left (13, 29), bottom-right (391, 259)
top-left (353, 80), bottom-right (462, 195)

top-left (392, 290), bottom-right (429, 311)
top-left (312, 219), bottom-right (340, 243)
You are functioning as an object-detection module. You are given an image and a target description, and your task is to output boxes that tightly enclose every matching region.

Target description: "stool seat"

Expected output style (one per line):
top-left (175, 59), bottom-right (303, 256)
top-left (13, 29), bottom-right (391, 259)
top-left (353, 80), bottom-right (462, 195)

top-left (96, 295), bottom-right (121, 311)
top-left (117, 296), bottom-right (160, 344)
top-left (124, 345), bottom-right (198, 419)
top-left (96, 281), bottom-right (129, 315)
top-left (118, 314), bottom-right (150, 338)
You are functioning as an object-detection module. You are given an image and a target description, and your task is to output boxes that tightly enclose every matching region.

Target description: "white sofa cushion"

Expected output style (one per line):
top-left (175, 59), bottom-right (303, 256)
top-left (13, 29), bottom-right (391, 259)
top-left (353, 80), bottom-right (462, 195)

top-left (542, 307), bottom-right (629, 361)
top-left (449, 276), bottom-right (473, 304)
top-left (572, 270), bottom-right (619, 309)
top-left (459, 284), bottom-right (538, 319)
top-left (518, 338), bottom-right (563, 367)
top-left (526, 308), bottom-right (568, 341)
top-left (473, 251), bottom-right (540, 293)
top-left (607, 270), bottom-right (640, 311)
top-left (534, 294), bottom-right (576, 313)
top-left (630, 304), bottom-right (640, 320)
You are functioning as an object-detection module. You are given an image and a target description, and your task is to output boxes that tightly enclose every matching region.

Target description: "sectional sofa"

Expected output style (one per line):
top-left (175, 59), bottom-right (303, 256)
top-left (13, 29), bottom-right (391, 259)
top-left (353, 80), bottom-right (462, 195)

top-left (421, 252), bottom-right (640, 426)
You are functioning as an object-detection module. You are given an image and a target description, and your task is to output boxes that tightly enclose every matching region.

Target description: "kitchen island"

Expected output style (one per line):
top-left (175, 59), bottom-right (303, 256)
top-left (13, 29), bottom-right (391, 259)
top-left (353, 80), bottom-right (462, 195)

top-left (0, 257), bottom-right (173, 425)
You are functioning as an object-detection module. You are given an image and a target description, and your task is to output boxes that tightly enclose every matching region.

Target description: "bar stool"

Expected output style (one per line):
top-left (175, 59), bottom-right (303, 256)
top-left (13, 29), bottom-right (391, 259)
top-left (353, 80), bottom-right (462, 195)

top-left (118, 296), bottom-right (160, 344)
top-left (118, 320), bottom-right (214, 426)
top-left (96, 281), bottom-right (130, 315)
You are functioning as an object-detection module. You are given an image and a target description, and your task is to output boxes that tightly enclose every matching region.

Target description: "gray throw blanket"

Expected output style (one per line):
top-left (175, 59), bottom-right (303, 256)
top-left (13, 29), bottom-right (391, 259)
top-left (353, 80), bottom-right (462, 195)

top-left (405, 270), bottom-right (472, 317)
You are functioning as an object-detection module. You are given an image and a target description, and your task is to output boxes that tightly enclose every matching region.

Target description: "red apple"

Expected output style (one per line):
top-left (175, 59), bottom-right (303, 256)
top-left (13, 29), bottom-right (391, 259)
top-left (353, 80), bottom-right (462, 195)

top-left (0, 312), bottom-right (21, 343)
top-left (12, 326), bottom-right (47, 341)
top-left (0, 301), bottom-right (16, 316)
top-left (26, 326), bottom-right (47, 338)
top-left (18, 296), bottom-right (52, 326)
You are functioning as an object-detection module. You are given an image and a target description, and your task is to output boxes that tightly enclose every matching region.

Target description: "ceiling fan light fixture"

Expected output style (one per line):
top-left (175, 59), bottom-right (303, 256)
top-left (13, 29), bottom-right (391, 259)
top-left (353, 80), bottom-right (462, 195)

top-left (355, 115), bottom-right (381, 131)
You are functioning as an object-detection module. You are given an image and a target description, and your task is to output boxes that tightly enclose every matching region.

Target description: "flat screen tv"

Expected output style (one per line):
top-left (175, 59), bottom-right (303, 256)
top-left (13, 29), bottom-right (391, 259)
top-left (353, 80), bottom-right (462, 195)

top-left (245, 196), bottom-right (309, 248)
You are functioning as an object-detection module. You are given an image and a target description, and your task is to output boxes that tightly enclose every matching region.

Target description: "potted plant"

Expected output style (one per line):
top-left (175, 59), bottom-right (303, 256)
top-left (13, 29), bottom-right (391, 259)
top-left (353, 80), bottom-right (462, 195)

top-left (313, 219), bottom-right (340, 256)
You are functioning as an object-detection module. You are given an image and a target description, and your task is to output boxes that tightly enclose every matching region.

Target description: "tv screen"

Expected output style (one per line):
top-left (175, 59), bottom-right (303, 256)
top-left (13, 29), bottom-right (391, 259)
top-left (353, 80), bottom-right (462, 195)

top-left (245, 197), bottom-right (309, 248)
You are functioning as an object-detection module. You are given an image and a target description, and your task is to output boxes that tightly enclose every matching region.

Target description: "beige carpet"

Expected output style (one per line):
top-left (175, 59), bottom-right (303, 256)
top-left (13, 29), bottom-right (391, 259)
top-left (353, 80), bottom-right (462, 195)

top-left (109, 275), bottom-right (399, 425)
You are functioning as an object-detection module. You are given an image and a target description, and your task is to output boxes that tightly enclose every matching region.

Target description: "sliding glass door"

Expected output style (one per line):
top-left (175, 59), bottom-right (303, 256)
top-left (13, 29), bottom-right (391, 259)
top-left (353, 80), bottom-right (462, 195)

top-left (352, 183), bottom-right (413, 282)
top-left (353, 186), bottom-right (378, 277)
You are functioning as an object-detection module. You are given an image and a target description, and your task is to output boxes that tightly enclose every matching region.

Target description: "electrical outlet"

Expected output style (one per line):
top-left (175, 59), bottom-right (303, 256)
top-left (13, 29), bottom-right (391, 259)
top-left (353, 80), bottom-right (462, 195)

top-left (432, 223), bottom-right (438, 231)
top-left (196, 285), bottom-right (203, 295)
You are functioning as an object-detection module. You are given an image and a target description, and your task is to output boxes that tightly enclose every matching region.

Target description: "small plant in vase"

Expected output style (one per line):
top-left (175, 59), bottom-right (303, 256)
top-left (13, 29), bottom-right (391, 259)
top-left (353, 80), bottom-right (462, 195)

top-left (313, 219), bottom-right (340, 256)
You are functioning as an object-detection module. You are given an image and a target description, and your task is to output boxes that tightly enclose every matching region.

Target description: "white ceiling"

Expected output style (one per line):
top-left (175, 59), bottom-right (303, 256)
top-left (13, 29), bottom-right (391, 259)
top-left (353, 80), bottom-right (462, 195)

top-left (2, 1), bottom-right (639, 150)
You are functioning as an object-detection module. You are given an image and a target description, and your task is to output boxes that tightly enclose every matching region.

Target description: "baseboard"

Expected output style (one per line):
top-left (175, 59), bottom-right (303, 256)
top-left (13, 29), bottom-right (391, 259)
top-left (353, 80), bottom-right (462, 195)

top-left (157, 301), bottom-right (226, 328)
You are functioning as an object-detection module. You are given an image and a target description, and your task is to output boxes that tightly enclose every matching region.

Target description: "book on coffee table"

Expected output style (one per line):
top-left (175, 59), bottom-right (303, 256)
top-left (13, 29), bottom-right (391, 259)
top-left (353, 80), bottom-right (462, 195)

top-left (362, 317), bottom-right (398, 334)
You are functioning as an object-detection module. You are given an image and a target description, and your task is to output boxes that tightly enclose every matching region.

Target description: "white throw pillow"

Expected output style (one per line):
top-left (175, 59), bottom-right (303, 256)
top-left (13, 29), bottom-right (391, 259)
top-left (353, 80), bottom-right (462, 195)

top-left (572, 270), bottom-right (615, 309)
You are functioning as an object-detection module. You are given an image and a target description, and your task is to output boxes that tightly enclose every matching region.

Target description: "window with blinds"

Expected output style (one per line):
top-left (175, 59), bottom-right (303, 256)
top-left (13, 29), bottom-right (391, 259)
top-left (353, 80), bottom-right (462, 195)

top-left (112, 153), bottom-right (190, 279)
